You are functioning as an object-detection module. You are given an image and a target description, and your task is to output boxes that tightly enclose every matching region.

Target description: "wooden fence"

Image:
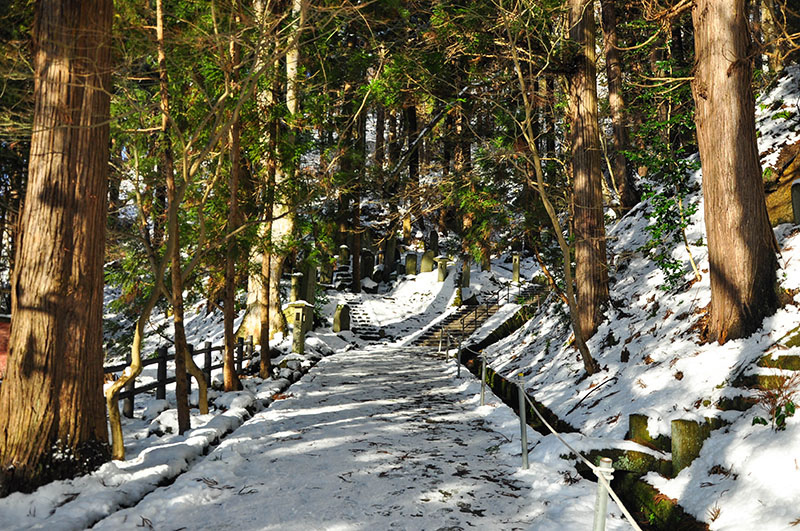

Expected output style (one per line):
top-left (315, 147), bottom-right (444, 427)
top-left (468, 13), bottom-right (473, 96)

top-left (104, 336), bottom-right (255, 418)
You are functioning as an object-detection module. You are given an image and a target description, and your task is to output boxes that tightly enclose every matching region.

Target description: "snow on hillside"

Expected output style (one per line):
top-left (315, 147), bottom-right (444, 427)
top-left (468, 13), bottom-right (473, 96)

top-left (480, 64), bottom-right (800, 530)
top-left (2, 65), bottom-right (799, 531)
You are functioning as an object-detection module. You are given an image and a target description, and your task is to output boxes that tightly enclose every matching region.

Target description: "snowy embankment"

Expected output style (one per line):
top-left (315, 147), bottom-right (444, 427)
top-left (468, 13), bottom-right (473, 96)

top-left (480, 65), bottom-right (800, 529)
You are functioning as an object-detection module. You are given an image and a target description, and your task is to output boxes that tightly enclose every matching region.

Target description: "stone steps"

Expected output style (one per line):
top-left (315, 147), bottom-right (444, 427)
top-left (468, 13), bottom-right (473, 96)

top-left (412, 304), bottom-right (501, 347)
top-left (715, 353), bottom-right (800, 412)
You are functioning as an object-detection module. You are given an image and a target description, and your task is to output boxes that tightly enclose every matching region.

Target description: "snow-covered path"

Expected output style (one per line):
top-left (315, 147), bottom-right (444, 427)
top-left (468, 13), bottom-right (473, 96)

top-left (93, 346), bottom-right (627, 530)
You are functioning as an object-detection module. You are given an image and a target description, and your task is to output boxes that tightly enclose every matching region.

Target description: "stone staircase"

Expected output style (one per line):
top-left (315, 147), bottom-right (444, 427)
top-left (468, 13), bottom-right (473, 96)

top-left (345, 298), bottom-right (385, 342)
top-left (716, 350), bottom-right (800, 413)
top-left (412, 304), bottom-right (500, 347)
top-left (411, 282), bottom-right (541, 348)
top-left (332, 264), bottom-right (353, 291)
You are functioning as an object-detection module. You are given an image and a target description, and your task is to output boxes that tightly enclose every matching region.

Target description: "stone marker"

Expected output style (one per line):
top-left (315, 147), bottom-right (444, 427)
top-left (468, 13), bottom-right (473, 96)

top-left (420, 250), bottom-right (435, 273)
top-left (435, 255), bottom-right (448, 282)
top-left (405, 253), bottom-right (417, 275)
top-left (461, 257), bottom-right (471, 287)
top-left (288, 301), bottom-right (312, 354)
top-left (333, 303), bottom-right (351, 332)
top-left (512, 252), bottom-right (521, 284)
top-left (339, 244), bottom-right (350, 264)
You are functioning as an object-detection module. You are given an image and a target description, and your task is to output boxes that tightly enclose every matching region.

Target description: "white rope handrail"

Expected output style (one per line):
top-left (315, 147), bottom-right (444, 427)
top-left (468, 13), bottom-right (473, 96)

top-left (520, 391), bottom-right (643, 530)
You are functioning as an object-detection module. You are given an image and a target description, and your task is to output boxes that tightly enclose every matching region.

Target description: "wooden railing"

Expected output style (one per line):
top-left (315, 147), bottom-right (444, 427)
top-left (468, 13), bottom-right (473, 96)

top-left (104, 336), bottom-right (255, 418)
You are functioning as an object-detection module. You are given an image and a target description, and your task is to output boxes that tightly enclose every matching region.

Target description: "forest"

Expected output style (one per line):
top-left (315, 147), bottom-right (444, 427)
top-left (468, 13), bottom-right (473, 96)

top-left (1, 0), bottom-right (800, 528)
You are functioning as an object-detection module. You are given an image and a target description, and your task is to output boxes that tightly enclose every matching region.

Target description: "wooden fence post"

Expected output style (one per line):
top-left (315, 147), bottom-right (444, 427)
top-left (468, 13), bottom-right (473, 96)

top-left (123, 351), bottom-right (134, 418)
top-left (236, 337), bottom-right (244, 373)
top-left (204, 341), bottom-right (212, 386)
top-left (156, 346), bottom-right (167, 400)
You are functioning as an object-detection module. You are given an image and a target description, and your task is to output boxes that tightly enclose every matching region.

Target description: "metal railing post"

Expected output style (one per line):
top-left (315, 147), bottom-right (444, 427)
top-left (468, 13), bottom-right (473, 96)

top-left (438, 327), bottom-right (444, 353)
top-left (480, 351), bottom-right (487, 406)
top-left (592, 457), bottom-right (615, 531)
top-left (456, 338), bottom-right (461, 378)
top-left (518, 372), bottom-right (529, 469)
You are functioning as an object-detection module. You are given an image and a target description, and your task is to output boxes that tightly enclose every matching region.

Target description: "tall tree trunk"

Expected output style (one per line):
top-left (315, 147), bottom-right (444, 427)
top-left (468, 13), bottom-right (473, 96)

top-left (351, 108), bottom-right (366, 293)
top-left (375, 105), bottom-right (385, 167)
top-left (155, 0), bottom-right (191, 435)
top-left (601, 0), bottom-right (639, 212)
top-left (692, 0), bottom-right (778, 344)
top-left (545, 76), bottom-right (556, 158)
top-left (403, 104), bottom-right (419, 234)
top-left (762, 0), bottom-right (784, 74)
top-left (224, 28), bottom-right (243, 392)
top-left (269, 0), bottom-right (304, 337)
top-left (569, 0), bottom-right (608, 340)
top-left (259, 79), bottom-right (278, 378)
top-left (388, 110), bottom-right (400, 168)
top-left (0, 0), bottom-right (112, 493)
top-left (222, 5), bottom-right (244, 391)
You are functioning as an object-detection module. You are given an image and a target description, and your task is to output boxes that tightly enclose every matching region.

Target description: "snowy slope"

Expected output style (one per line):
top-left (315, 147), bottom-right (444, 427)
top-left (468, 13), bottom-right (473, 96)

top-left (480, 64), bottom-right (800, 530)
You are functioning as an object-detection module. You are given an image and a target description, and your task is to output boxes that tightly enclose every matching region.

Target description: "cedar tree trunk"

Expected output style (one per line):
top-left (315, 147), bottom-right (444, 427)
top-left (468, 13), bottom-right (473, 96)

top-left (0, 0), bottom-right (112, 493)
top-left (569, 0), bottom-right (609, 339)
top-left (692, 0), bottom-right (778, 343)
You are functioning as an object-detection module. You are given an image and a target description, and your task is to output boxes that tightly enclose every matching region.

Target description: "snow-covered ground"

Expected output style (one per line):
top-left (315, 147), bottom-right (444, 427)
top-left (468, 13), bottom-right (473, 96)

top-left (2, 61), bottom-right (799, 531)
top-left (91, 347), bottom-right (628, 531)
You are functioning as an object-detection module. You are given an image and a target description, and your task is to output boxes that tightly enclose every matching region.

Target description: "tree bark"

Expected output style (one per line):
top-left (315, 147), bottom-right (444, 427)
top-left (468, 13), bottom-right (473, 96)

top-left (375, 105), bottom-right (385, 167)
top-left (268, 0), bottom-right (304, 337)
top-left (223, 10), bottom-right (243, 392)
top-left (154, 0), bottom-right (191, 435)
top-left (0, 0), bottom-right (112, 493)
top-left (601, 0), bottom-right (639, 212)
top-left (569, 0), bottom-right (608, 339)
top-left (569, 0), bottom-right (608, 340)
top-left (692, 0), bottom-right (778, 344)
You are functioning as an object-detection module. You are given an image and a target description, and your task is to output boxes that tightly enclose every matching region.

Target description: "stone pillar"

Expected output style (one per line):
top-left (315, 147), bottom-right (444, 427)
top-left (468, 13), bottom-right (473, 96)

top-left (512, 252), bottom-right (521, 284)
top-left (671, 419), bottom-right (711, 475)
top-left (288, 301), bottom-right (311, 354)
top-left (290, 271), bottom-right (304, 302)
top-left (435, 256), bottom-right (448, 282)
top-left (461, 256), bottom-right (471, 287)
top-left (333, 303), bottom-right (351, 332)
top-left (405, 253), bottom-right (417, 275)
top-left (420, 250), bottom-right (435, 273)
top-left (339, 244), bottom-right (350, 264)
